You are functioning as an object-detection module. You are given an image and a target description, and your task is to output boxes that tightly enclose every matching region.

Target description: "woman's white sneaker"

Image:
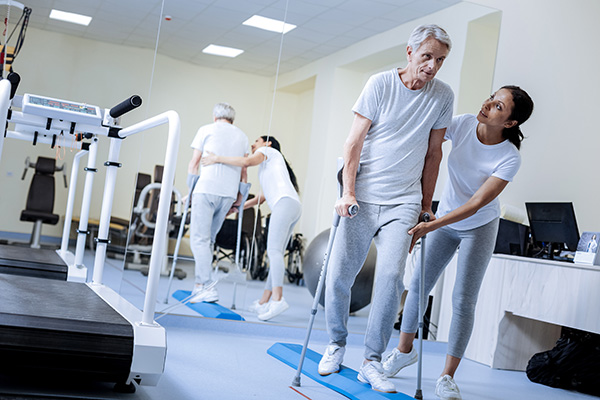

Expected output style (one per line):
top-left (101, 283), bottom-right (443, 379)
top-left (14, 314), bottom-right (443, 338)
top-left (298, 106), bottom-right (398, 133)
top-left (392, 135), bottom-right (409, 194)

top-left (257, 298), bottom-right (289, 320)
top-left (435, 375), bottom-right (462, 400)
top-left (248, 299), bottom-right (269, 314)
top-left (357, 361), bottom-right (396, 393)
top-left (318, 344), bottom-right (345, 375)
top-left (382, 347), bottom-right (418, 377)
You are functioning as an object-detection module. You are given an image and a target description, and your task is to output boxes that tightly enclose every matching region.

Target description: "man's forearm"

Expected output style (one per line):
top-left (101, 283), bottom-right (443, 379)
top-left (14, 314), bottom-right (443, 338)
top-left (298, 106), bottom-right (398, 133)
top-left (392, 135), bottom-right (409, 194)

top-left (421, 150), bottom-right (442, 211)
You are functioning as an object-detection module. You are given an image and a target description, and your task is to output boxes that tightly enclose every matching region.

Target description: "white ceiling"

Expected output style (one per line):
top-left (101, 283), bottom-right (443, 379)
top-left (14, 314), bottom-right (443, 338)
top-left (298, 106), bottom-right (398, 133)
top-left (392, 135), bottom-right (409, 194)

top-left (13, 0), bottom-right (460, 77)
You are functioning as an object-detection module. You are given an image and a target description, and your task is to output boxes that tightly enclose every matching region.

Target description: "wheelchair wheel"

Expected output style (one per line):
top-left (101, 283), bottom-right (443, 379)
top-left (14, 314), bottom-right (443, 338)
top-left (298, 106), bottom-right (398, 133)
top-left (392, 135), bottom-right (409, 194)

top-left (286, 234), bottom-right (304, 285)
top-left (258, 257), bottom-right (269, 281)
top-left (286, 249), bottom-right (303, 284)
top-left (245, 237), bottom-right (263, 280)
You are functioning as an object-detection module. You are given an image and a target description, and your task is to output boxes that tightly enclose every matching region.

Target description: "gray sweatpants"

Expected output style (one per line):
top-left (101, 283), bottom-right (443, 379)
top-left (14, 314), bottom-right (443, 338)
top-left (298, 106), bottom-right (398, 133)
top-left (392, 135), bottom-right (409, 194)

top-left (325, 201), bottom-right (420, 362)
top-left (190, 193), bottom-right (235, 285)
top-left (400, 218), bottom-right (499, 358)
top-left (264, 197), bottom-right (302, 290)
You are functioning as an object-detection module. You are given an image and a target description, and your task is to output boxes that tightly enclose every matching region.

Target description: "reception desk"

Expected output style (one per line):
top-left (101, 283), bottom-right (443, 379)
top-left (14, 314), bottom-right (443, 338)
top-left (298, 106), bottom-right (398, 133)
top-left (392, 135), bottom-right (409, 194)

top-left (431, 254), bottom-right (600, 371)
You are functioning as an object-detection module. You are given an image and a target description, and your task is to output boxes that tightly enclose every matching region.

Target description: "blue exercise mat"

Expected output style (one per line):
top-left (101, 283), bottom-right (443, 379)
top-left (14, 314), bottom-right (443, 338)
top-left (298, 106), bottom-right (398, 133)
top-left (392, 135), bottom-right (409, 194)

top-left (267, 342), bottom-right (413, 399)
top-left (172, 290), bottom-right (245, 321)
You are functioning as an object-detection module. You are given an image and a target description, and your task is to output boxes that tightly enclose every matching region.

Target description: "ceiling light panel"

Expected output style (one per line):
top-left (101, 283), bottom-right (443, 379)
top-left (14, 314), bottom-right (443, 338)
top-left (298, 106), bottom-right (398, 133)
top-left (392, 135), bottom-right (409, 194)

top-left (202, 44), bottom-right (244, 58)
top-left (242, 15), bottom-right (296, 34)
top-left (49, 9), bottom-right (92, 26)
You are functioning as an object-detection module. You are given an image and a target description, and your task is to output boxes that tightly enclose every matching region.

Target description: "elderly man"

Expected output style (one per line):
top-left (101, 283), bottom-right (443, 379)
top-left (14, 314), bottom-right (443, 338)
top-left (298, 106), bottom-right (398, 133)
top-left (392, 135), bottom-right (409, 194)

top-left (318, 24), bottom-right (455, 393)
top-left (187, 103), bottom-right (248, 303)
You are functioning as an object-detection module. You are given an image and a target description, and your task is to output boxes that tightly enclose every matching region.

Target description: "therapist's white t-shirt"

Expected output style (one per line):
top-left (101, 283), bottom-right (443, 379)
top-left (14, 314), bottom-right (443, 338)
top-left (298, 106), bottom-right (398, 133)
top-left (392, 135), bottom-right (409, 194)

top-left (436, 114), bottom-right (521, 230)
top-left (256, 146), bottom-right (300, 209)
top-left (190, 121), bottom-right (248, 199)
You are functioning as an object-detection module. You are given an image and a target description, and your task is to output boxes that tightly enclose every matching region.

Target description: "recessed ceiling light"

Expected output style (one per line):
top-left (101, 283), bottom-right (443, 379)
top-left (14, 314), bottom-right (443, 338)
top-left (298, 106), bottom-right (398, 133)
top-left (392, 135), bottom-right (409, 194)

top-left (202, 44), bottom-right (244, 58)
top-left (242, 15), bottom-right (296, 34)
top-left (49, 9), bottom-right (92, 26)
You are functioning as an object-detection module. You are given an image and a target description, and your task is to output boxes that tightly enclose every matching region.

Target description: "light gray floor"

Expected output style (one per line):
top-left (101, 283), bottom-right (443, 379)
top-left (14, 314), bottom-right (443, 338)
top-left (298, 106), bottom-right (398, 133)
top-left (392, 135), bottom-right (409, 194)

top-left (1, 248), bottom-right (597, 400)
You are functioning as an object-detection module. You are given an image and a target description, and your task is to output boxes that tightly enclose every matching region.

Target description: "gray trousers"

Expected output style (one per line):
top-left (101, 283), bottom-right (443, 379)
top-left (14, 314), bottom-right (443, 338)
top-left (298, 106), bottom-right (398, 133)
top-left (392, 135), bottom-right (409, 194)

top-left (190, 193), bottom-right (235, 285)
top-left (400, 218), bottom-right (499, 358)
top-left (325, 201), bottom-right (420, 361)
top-left (264, 197), bottom-right (302, 291)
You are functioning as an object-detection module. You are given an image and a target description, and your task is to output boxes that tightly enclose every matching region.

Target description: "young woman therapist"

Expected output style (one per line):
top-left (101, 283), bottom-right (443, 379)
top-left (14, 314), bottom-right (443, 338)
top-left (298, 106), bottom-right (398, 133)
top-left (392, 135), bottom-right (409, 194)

top-left (382, 86), bottom-right (534, 400)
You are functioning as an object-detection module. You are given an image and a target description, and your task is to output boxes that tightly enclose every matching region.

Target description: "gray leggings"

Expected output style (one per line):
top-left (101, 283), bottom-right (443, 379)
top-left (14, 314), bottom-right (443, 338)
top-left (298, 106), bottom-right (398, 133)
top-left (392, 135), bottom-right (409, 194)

top-left (325, 201), bottom-right (420, 362)
top-left (400, 218), bottom-right (499, 358)
top-left (264, 197), bottom-right (302, 290)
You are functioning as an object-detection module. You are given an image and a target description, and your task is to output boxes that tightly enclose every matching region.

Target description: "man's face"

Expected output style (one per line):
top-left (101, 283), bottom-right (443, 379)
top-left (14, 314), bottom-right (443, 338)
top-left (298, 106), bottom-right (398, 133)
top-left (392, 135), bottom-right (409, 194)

top-left (407, 37), bottom-right (449, 82)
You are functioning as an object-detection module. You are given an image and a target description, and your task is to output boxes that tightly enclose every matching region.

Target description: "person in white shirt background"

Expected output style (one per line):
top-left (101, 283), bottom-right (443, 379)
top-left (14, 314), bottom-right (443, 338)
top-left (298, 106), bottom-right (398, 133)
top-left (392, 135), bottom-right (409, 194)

top-left (187, 103), bottom-right (249, 304)
top-left (202, 135), bottom-right (302, 321)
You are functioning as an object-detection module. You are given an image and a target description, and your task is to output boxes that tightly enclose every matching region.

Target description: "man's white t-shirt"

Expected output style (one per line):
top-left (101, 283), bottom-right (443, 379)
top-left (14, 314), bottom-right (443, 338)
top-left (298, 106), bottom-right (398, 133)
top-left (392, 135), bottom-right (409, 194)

top-left (436, 114), bottom-right (521, 230)
top-left (190, 121), bottom-right (248, 199)
top-left (352, 68), bottom-right (454, 205)
top-left (256, 146), bottom-right (300, 209)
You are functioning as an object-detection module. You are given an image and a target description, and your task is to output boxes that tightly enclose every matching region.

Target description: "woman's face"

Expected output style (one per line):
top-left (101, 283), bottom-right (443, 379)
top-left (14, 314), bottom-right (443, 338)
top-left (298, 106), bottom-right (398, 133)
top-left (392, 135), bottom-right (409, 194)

top-left (251, 137), bottom-right (268, 153)
top-left (476, 88), bottom-right (517, 129)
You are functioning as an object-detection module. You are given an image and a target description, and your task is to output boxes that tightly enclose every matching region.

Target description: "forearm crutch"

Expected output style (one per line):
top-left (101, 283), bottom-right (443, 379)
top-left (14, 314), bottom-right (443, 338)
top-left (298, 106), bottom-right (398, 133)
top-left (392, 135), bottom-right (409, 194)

top-left (163, 180), bottom-right (197, 304)
top-left (292, 158), bottom-right (358, 387)
top-left (415, 212), bottom-right (431, 400)
top-left (231, 181), bottom-right (252, 310)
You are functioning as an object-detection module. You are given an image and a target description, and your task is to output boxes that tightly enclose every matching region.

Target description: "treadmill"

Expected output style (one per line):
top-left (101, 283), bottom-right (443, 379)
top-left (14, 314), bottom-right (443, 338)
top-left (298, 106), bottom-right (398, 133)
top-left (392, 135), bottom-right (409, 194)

top-left (0, 244), bottom-right (68, 280)
top-left (0, 76), bottom-right (177, 390)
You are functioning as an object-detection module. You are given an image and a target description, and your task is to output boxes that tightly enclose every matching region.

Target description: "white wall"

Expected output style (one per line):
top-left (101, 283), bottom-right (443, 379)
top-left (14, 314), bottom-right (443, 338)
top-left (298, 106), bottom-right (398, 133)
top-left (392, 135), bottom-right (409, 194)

top-left (467, 0), bottom-right (600, 232)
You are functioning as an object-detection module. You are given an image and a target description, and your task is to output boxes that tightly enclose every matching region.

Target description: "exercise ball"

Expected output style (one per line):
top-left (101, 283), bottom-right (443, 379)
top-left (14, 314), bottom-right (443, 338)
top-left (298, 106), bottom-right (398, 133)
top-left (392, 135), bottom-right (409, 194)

top-left (303, 228), bottom-right (376, 313)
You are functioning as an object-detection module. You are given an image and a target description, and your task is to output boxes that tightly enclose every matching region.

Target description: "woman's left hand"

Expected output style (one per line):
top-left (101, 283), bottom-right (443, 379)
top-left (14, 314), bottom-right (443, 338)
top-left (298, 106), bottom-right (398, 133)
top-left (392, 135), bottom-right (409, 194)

top-left (201, 151), bottom-right (217, 166)
top-left (408, 221), bottom-right (434, 253)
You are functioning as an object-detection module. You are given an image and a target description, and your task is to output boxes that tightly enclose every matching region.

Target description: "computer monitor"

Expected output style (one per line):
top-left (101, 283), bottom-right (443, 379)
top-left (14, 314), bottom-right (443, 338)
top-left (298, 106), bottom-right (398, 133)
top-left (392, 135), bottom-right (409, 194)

top-left (494, 219), bottom-right (529, 256)
top-left (525, 202), bottom-right (580, 258)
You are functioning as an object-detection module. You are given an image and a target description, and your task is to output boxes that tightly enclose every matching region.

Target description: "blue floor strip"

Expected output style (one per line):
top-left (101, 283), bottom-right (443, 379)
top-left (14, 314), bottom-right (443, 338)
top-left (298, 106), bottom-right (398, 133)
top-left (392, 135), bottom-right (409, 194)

top-left (267, 342), bottom-right (414, 400)
top-left (172, 290), bottom-right (245, 321)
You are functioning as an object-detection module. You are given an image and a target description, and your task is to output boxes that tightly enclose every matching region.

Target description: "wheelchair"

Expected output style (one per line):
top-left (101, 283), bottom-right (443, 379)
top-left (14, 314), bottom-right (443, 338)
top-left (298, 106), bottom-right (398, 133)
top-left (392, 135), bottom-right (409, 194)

top-left (214, 198), bottom-right (268, 281)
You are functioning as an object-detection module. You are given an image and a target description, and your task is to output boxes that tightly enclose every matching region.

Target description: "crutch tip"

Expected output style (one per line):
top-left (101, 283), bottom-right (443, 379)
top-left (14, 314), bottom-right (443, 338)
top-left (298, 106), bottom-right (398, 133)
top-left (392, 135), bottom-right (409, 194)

top-left (291, 377), bottom-right (301, 387)
top-left (414, 389), bottom-right (423, 399)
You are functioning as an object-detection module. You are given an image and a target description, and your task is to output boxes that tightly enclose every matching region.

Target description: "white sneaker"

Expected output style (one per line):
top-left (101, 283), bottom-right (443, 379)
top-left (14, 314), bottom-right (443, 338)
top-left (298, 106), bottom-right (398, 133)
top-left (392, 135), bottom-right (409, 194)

top-left (382, 347), bottom-right (418, 377)
top-left (189, 284), bottom-right (218, 303)
top-left (357, 361), bottom-right (396, 393)
top-left (248, 299), bottom-right (269, 314)
top-left (257, 298), bottom-right (289, 321)
top-left (435, 375), bottom-right (462, 400)
top-left (318, 344), bottom-right (345, 376)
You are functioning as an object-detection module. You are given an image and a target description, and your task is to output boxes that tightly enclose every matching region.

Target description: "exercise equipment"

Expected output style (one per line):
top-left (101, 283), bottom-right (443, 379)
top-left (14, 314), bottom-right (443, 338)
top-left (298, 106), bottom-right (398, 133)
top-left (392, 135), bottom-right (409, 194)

top-left (292, 159), bottom-right (358, 388)
top-left (0, 77), bottom-right (178, 390)
top-left (269, 343), bottom-right (412, 400)
top-left (0, 73), bottom-right (94, 282)
top-left (58, 137), bottom-right (99, 282)
top-left (415, 213), bottom-right (430, 400)
top-left (126, 166), bottom-right (184, 276)
top-left (0, 1), bottom-right (31, 74)
top-left (0, 243), bottom-right (67, 280)
top-left (303, 229), bottom-right (376, 313)
top-left (19, 156), bottom-right (66, 249)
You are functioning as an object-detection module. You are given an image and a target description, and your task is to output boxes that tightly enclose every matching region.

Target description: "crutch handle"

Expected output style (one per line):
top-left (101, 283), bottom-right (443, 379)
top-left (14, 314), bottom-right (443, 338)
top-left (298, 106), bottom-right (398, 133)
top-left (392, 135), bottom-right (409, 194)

top-left (421, 212), bottom-right (430, 223)
top-left (348, 204), bottom-right (358, 216)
